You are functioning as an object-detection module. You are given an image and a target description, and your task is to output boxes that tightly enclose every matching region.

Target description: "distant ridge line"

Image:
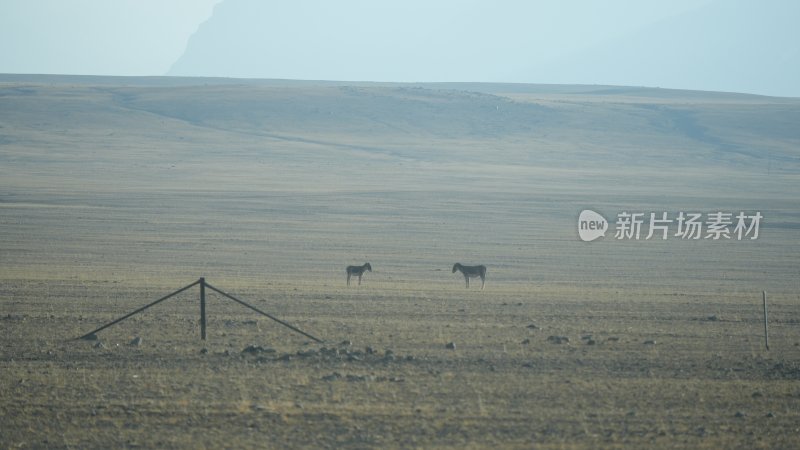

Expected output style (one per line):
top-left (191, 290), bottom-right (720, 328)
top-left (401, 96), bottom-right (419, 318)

top-left (0, 74), bottom-right (787, 100)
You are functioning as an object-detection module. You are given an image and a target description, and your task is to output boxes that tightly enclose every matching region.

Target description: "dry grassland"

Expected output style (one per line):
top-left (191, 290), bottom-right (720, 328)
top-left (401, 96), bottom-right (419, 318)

top-left (1, 76), bottom-right (799, 448)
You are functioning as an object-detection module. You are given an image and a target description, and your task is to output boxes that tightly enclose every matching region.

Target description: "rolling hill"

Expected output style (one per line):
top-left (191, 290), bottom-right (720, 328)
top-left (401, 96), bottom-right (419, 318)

top-left (2, 75), bottom-right (798, 177)
top-left (0, 74), bottom-right (798, 288)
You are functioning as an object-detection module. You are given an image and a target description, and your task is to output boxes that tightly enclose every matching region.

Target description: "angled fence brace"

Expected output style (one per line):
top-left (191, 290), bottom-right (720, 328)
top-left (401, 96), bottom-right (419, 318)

top-left (204, 281), bottom-right (324, 343)
top-left (76, 279), bottom-right (200, 340)
top-left (74, 277), bottom-right (323, 344)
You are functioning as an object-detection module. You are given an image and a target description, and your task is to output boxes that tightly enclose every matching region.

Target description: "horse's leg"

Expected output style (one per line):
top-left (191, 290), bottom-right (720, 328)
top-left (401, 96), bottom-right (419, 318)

top-left (358, 274), bottom-right (363, 286)
top-left (347, 273), bottom-right (351, 286)
top-left (480, 275), bottom-right (485, 290)
top-left (465, 276), bottom-right (469, 288)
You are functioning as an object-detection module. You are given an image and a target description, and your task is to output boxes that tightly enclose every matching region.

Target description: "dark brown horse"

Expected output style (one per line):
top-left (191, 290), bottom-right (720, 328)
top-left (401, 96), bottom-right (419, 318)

top-left (452, 263), bottom-right (486, 289)
top-left (346, 262), bottom-right (372, 286)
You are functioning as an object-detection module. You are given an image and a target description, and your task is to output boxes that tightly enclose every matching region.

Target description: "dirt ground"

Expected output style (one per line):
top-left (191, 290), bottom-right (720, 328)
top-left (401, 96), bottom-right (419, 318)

top-left (2, 274), bottom-right (799, 449)
top-left (1, 78), bottom-right (799, 449)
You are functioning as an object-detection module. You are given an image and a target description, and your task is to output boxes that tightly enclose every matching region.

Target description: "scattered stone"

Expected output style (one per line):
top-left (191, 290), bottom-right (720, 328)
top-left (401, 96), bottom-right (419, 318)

top-left (340, 340), bottom-right (352, 347)
top-left (586, 339), bottom-right (596, 345)
top-left (607, 336), bottom-right (620, 342)
top-left (347, 354), bottom-right (362, 362)
top-left (703, 315), bottom-right (719, 322)
top-left (643, 340), bottom-right (657, 345)
top-left (82, 333), bottom-right (99, 341)
top-left (129, 337), bottom-right (142, 346)
top-left (581, 335), bottom-right (593, 341)
top-left (93, 342), bottom-right (106, 349)
top-left (384, 349), bottom-right (395, 357)
top-left (296, 349), bottom-right (318, 358)
top-left (405, 355), bottom-right (415, 361)
top-left (277, 354), bottom-right (292, 362)
top-left (526, 324), bottom-right (539, 330)
top-left (520, 338), bottom-right (531, 345)
top-left (320, 347), bottom-right (339, 356)
top-left (199, 348), bottom-right (208, 354)
top-left (241, 345), bottom-right (276, 354)
top-left (522, 362), bottom-right (534, 368)
top-left (546, 335), bottom-right (569, 344)
top-left (766, 412), bottom-right (775, 418)
top-left (752, 391), bottom-right (763, 398)
top-left (734, 411), bottom-right (746, 418)
top-left (388, 376), bottom-right (405, 383)
top-left (322, 372), bottom-right (342, 381)
top-left (365, 346), bottom-right (375, 355)
top-left (445, 342), bottom-right (457, 350)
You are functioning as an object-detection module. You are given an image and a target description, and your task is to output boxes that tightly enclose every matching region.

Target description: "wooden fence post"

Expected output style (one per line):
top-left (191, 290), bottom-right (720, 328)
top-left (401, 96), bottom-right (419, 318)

top-left (200, 277), bottom-right (207, 341)
top-left (763, 291), bottom-right (769, 351)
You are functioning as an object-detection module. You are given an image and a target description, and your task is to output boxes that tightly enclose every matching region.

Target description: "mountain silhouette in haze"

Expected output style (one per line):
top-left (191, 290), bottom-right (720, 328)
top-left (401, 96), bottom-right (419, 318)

top-left (169, 0), bottom-right (799, 97)
top-left (169, 0), bottom-right (548, 82)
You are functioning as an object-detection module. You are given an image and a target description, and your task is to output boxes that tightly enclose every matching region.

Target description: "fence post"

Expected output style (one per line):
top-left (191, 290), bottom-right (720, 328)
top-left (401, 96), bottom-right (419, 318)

top-left (200, 277), bottom-right (207, 340)
top-left (763, 291), bottom-right (769, 351)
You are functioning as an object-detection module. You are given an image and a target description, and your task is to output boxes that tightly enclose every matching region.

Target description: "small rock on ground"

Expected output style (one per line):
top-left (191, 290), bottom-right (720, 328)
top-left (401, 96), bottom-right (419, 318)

top-left (546, 335), bottom-right (570, 344)
top-left (242, 345), bottom-right (276, 354)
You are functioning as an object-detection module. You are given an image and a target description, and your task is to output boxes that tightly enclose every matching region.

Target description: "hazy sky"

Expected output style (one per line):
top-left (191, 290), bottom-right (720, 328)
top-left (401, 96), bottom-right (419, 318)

top-left (1, 1), bottom-right (797, 96)
top-left (0, 0), bottom-right (706, 77)
top-left (0, 0), bottom-right (220, 76)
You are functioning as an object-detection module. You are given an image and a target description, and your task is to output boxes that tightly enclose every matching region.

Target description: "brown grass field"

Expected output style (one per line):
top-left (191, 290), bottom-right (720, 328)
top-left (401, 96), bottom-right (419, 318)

top-left (1, 75), bottom-right (799, 449)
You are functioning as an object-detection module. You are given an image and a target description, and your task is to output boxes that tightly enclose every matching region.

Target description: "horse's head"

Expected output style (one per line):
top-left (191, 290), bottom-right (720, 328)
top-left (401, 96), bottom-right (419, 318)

top-left (452, 263), bottom-right (461, 273)
top-left (365, 262), bottom-right (372, 272)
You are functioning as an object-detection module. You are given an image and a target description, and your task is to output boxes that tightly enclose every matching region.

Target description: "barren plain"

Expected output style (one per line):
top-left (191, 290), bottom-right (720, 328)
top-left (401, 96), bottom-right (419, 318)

top-left (1, 75), bottom-right (799, 448)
